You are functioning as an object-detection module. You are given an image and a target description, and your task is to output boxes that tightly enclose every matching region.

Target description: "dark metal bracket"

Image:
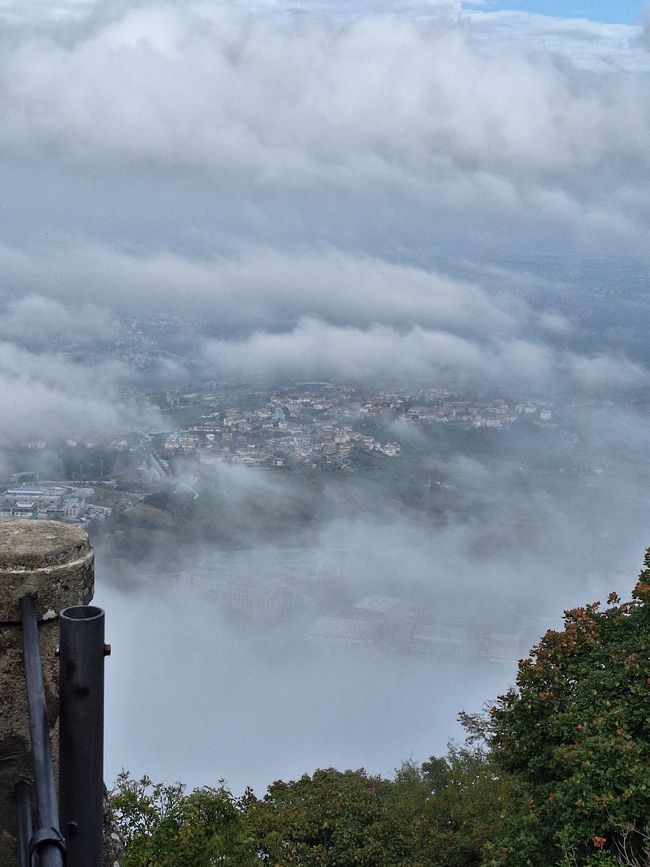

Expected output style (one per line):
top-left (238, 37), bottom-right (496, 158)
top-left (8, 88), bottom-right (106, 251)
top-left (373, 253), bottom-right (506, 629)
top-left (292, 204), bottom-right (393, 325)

top-left (28, 826), bottom-right (67, 862)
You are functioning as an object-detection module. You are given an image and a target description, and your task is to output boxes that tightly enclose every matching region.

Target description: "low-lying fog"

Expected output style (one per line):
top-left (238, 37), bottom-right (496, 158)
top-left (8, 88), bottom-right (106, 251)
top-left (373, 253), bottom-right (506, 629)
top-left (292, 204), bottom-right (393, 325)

top-left (94, 405), bottom-right (650, 792)
top-left (1, 0), bottom-right (650, 796)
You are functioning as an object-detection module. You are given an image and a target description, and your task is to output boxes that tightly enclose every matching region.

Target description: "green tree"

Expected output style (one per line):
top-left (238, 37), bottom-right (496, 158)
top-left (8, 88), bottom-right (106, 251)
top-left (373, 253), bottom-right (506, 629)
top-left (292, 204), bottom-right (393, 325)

top-left (109, 772), bottom-right (258, 866)
top-left (386, 740), bottom-right (511, 867)
top-left (247, 768), bottom-right (397, 866)
top-left (486, 561), bottom-right (650, 867)
top-left (247, 746), bottom-right (508, 867)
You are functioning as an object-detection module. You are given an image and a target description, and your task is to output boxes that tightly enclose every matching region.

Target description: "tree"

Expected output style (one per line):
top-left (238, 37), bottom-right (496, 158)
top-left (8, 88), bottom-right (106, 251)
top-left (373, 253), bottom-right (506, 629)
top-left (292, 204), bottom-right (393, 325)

top-left (247, 749), bottom-right (508, 867)
top-left (246, 768), bottom-right (397, 866)
top-left (109, 772), bottom-right (258, 866)
top-left (386, 741), bottom-right (511, 867)
top-left (486, 558), bottom-right (650, 867)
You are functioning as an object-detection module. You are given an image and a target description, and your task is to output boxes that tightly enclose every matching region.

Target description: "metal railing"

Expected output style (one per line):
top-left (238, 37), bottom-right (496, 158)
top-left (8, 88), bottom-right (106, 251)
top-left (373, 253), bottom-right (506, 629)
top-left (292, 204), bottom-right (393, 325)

top-left (15, 593), bottom-right (107, 866)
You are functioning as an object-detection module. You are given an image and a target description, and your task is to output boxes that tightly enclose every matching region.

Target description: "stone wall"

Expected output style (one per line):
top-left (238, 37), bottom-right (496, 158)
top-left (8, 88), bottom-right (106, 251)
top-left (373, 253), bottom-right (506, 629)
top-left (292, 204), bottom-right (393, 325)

top-left (0, 520), bottom-right (94, 865)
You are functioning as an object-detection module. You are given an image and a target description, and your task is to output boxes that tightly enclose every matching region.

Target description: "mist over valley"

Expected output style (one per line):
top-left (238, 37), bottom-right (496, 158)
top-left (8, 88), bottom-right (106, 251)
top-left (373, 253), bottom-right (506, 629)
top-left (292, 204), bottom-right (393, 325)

top-left (1, 0), bottom-right (649, 801)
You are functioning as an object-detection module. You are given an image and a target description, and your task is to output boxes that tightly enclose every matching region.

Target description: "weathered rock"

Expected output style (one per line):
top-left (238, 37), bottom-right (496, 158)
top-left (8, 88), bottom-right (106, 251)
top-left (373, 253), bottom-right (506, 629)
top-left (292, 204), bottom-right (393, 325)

top-left (0, 520), bottom-right (93, 622)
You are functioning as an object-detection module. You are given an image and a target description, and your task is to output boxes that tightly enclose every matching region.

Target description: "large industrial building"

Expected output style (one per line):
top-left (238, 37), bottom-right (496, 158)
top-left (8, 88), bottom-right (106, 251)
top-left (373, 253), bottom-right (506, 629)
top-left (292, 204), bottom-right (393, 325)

top-left (0, 487), bottom-right (87, 522)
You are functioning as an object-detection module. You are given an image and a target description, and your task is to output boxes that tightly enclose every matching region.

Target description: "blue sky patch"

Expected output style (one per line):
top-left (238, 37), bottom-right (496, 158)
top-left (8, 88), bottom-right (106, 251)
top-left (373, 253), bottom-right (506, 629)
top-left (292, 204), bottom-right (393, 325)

top-left (480, 0), bottom-right (646, 25)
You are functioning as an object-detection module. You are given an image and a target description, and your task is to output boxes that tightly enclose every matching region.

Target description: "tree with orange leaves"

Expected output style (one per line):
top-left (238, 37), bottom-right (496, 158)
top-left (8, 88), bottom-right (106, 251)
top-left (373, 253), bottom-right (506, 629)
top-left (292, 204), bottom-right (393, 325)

top-left (485, 553), bottom-right (650, 866)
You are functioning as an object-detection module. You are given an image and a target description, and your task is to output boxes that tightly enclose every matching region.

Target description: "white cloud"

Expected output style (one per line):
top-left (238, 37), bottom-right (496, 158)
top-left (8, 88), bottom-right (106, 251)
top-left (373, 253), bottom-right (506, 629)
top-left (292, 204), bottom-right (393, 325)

top-left (0, 0), bottom-right (648, 275)
top-left (0, 240), bottom-right (522, 335)
top-left (0, 340), bottom-right (157, 441)
top-left (563, 351), bottom-right (647, 391)
top-left (538, 310), bottom-right (573, 336)
top-left (465, 11), bottom-right (650, 73)
top-left (0, 236), bottom-right (645, 398)
top-left (0, 0), bottom-right (648, 258)
top-left (0, 0), bottom-right (647, 414)
top-left (0, 294), bottom-right (119, 346)
top-left (203, 318), bottom-right (483, 383)
top-left (201, 316), bottom-right (648, 392)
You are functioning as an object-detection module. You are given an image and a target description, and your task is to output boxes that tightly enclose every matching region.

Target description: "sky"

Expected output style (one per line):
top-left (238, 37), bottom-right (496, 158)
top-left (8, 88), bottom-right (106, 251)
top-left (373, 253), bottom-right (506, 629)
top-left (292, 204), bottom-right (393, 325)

top-left (483, 0), bottom-right (645, 23)
top-left (2, 0), bottom-right (650, 792)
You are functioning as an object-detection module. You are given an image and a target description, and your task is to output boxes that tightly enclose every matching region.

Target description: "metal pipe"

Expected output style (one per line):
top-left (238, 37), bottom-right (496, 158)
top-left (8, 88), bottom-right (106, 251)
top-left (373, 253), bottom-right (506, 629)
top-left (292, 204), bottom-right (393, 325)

top-left (19, 593), bottom-right (65, 867)
top-left (14, 781), bottom-right (33, 867)
top-left (59, 605), bottom-right (106, 867)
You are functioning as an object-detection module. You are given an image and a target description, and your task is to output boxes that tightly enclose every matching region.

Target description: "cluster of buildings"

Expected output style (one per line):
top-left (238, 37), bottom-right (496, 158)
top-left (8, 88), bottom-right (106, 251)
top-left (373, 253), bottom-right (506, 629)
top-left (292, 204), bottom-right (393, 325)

top-left (154, 384), bottom-right (555, 467)
top-left (403, 396), bottom-right (554, 428)
top-left (212, 578), bottom-right (524, 665)
top-left (130, 551), bottom-right (527, 666)
top-left (309, 602), bottom-right (522, 665)
top-left (4, 384), bottom-right (556, 482)
top-left (0, 486), bottom-right (111, 524)
top-left (5, 384), bottom-right (557, 478)
top-left (159, 388), bottom-right (402, 469)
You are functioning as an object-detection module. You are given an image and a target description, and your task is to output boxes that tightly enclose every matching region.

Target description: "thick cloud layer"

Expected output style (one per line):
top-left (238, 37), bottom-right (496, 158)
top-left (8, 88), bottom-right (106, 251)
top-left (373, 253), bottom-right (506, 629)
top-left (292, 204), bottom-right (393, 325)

top-left (0, 242), bottom-right (519, 333)
top-left (1, 2), bottom-right (649, 260)
top-left (0, 341), bottom-right (155, 442)
top-left (1, 237), bottom-right (646, 393)
top-left (0, 1), bottom-right (648, 402)
top-left (202, 317), bottom-right (648, 391)
top-left (2, 0), bottom-right (649, 793)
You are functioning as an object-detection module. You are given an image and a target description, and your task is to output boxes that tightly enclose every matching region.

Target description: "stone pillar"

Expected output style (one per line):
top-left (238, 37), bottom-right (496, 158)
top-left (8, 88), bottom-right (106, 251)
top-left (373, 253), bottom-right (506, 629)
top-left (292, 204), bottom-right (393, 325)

top-left (0, 520), bottom-right (94, 865)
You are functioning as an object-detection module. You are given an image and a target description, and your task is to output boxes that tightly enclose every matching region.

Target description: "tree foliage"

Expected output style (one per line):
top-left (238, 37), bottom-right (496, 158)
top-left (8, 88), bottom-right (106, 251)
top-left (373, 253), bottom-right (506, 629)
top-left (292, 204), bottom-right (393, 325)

top-left (248, 767), bottom-right (396, 865)
top-left (385, 742), bottom-right (511, 866)
top-left (109, 773), bottom-right (257, 866)
top-left (110, 743), bottom-right (507, 867)
top-left (486, 560), bottom-right (650, 866)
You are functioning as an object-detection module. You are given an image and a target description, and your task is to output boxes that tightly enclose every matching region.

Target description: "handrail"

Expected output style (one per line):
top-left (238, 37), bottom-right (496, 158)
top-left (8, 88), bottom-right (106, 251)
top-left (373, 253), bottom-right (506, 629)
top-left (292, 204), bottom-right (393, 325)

top-left (19, 593), bottom-right (66, 867)
top-left (14, 781), bottom-right (33, 867)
